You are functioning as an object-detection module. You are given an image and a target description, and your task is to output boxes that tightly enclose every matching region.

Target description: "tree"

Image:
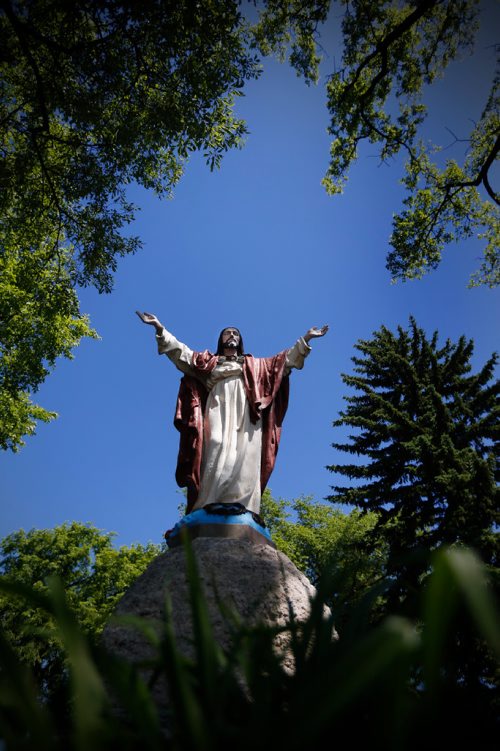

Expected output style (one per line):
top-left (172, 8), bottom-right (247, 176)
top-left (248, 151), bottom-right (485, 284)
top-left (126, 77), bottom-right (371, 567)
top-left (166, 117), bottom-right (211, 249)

top-left (3, 1), bottom-right (498, 451)
top-left (0, 522), bottom-right (160, 692)
top-left (327, 317), bottom-right (499, 589)
top-left (253, 0), bottom-right (499, 286)
top-left (0, 0), bottom-right (259, 449)
top-left (261, 489), bottom-right (386, 621)
top-left (327, 318), bottom-right (499, 697)
top-left (0, 241), bottom-right (98, 451)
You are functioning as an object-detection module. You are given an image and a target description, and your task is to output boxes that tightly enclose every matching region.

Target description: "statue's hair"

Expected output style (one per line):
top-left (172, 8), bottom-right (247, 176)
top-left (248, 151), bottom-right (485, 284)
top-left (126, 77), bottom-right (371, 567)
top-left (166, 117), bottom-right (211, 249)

top-left (216, 327), bottom-right (244, 356)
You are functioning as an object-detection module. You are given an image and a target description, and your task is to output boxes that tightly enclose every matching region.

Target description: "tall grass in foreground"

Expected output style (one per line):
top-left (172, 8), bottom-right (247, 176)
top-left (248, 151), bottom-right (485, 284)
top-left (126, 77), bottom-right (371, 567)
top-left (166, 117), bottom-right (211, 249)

top-left (0, 543), bottom-right (498, 750)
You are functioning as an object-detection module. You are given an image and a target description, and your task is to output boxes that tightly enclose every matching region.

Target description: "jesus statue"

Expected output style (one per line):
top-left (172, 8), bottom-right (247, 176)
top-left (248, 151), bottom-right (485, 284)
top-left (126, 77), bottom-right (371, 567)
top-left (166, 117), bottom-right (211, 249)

top-left (137, 312), bottom-right (328, 516)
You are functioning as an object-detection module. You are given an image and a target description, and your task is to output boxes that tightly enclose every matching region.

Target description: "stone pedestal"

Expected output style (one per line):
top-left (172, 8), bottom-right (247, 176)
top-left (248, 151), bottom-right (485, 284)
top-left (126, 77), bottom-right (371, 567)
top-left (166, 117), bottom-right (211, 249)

top-left (101, 537), bottom-right (334, 724)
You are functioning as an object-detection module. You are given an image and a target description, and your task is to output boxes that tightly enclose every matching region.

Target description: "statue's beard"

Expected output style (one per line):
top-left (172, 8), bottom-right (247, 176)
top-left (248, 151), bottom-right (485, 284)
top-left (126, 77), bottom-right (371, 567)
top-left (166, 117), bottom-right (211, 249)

top-left (225, 339), bottom-right (238, 349)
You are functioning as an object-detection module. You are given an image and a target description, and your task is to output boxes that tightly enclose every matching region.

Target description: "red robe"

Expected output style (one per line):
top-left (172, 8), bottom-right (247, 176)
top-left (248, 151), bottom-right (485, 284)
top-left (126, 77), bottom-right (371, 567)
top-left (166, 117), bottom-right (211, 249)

top-left (174, 350), bottom-right (290, 513)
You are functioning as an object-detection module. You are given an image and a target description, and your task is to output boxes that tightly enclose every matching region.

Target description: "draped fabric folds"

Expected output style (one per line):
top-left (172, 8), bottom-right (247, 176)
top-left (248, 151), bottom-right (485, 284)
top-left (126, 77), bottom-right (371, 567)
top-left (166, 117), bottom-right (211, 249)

top-left (174, 351), bottom-right (290, 513)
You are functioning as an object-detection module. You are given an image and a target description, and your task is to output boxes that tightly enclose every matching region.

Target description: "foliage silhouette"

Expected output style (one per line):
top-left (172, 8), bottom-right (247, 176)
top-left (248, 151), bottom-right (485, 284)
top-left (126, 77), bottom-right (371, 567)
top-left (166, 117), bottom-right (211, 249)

top-left (0, 540), bottom-right (498, 749)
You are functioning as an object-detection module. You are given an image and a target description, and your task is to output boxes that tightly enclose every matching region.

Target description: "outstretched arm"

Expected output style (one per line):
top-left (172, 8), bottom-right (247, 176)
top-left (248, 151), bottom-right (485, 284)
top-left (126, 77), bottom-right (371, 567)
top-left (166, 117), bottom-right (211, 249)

top-left (136, 310), bottom-right (196, 376)
top-left (303, 324), bottom-right (329, 343)
top-left (136, 310), bottom-right (164, 334)
top-left (285, 324), bottom-right (329, 373)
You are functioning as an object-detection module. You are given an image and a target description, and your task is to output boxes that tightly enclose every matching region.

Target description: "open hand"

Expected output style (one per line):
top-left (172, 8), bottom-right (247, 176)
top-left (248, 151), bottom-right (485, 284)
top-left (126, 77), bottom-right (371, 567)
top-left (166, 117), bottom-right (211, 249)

top-left (136, 311), bottom-right (163, 332)
top-left (304, 324), bottom-right (329, 342)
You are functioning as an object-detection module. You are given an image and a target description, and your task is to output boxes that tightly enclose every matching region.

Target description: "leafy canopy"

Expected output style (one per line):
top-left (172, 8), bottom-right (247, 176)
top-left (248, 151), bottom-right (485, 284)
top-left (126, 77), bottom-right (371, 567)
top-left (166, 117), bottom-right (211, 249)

top-left (0, 0), bottom-right (259, 449)
top-left (2, 0), bottom-right (498, 450)
top-left (261, 489), bottom-right (386, 619)
top-left (0, 521), bottom-right (160, 690)
top-left (253, 0), bottom-right (499, 286)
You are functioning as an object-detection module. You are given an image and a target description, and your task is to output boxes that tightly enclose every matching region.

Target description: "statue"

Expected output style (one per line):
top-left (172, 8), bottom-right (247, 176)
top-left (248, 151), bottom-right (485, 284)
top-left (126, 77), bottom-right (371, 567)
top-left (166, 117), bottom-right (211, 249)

top-left (137, 312), bottom-right (328, 516)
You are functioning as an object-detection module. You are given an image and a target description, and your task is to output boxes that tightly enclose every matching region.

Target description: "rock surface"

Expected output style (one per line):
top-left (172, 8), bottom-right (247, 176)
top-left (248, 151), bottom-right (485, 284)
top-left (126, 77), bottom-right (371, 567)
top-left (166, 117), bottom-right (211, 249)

top-left (101, 537), bottom-right (334, 720)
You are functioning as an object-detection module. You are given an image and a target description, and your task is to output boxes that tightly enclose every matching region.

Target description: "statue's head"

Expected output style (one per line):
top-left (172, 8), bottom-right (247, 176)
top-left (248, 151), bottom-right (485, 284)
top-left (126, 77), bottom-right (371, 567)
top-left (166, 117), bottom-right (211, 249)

top-left (216, 327), bottom-right (244, 356)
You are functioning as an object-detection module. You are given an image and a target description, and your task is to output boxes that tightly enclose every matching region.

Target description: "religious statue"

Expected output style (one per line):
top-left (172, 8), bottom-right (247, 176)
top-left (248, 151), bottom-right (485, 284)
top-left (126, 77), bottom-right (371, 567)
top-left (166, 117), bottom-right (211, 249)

top-left (137, 312), bottom-right (328, 517)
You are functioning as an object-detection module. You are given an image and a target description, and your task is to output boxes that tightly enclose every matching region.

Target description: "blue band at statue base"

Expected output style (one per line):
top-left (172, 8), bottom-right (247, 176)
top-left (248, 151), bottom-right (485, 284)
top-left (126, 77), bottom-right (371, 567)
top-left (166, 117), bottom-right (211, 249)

top-left (165, 505), bottom-right (273, 547)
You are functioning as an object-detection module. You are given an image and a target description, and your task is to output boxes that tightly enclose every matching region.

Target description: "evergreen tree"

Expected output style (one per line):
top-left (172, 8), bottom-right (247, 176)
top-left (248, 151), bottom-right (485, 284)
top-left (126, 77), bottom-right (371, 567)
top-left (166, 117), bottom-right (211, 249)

top-left (327, 318), bottom-right (499, 704)
top-left (327, 318), bottom-right (499, 602)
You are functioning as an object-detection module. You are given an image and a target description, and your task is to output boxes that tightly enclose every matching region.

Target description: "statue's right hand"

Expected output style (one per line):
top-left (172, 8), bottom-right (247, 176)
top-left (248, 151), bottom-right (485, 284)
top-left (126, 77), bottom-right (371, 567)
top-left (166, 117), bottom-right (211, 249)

top-left (136, 311), bottom-right (163, 331)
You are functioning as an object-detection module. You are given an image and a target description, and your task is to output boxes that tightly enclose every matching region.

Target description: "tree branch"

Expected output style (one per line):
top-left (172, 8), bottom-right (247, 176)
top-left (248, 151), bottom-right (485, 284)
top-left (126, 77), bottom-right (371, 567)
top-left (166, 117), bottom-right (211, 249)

top-left (445, 132), bottom-right (500, 205)
top-left (360, 112), bottom-right (419, 163)
top-left (1, 0), bottom-right (50, 132)
top-left (338, 0), bottom-right (440, 104)
top-left (482, 171), bottom-right (497, 203)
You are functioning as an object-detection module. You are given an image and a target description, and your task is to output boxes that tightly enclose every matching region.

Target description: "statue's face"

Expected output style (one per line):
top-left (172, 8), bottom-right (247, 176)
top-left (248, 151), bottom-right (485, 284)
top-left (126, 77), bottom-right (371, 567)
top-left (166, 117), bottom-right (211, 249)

top-left (221, 328), bottom-right (240, 349)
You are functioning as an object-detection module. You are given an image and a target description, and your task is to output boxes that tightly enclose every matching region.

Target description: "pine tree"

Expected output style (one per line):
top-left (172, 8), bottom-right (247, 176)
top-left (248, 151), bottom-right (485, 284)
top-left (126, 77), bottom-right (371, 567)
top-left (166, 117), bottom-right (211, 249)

top-left (328, 318), bottom-right (499, 706)
top-left (327, 318), bottom-right (499, 603)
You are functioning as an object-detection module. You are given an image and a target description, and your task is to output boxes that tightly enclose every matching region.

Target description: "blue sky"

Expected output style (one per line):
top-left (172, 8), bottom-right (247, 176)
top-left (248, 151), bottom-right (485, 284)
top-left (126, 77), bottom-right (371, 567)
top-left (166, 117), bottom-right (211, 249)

top-left (1, 7), bottom-right (499, 548)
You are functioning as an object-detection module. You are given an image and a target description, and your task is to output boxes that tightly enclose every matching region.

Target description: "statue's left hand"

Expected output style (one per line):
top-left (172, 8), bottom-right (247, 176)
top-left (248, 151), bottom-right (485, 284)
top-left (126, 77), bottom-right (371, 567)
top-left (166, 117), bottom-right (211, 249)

top-left (304, 324), bottom-right (329, 342)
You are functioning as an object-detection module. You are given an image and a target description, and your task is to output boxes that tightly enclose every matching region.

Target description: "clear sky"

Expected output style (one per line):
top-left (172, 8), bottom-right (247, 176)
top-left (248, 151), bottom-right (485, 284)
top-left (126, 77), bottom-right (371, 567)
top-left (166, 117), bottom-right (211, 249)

top-left (1, 7), bottom-right (499, 548)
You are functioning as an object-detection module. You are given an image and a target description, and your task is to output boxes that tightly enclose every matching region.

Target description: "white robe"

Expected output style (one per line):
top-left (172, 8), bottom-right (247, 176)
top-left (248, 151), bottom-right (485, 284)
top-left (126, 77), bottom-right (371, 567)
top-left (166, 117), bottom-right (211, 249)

top-left (157, 330), bottom-right (311, 514)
